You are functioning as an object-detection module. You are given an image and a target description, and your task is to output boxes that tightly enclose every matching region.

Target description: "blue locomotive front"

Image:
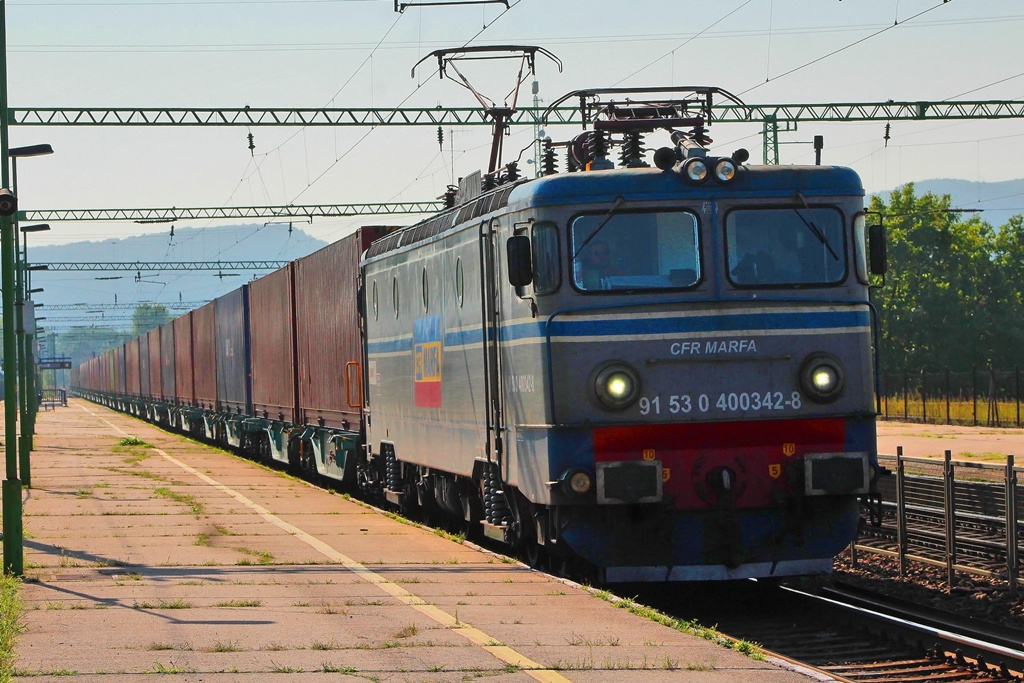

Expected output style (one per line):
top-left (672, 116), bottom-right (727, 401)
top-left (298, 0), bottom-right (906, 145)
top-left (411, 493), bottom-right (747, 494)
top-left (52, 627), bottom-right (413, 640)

top-left (362, 89), bottom-right (882, 582)
top-left (503, 162), bottom-right (879, 581)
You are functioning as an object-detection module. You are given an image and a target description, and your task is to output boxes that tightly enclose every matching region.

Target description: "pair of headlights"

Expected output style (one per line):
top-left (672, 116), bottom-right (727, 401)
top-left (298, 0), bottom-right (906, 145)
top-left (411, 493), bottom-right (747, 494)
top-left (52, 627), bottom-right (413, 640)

top-left (681, 157), bottom-right (737, 185)
top-left (592, 353), bottom-right (846, 410)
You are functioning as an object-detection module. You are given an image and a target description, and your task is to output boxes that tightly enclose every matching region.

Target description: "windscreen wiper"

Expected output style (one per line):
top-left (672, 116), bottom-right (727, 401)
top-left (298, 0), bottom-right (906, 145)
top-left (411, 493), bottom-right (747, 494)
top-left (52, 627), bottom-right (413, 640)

top-left (794, 191), bottom-right (839, 261)
top-left (572, 195), bottom-right (627, 259)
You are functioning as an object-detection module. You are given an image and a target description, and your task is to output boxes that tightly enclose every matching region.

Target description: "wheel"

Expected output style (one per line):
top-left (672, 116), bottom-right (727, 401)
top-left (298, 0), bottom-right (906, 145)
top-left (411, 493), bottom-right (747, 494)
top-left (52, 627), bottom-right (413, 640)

top-left (524, 542), bottom-right (547, 570)
top-left (549, 553), bottom-right (572, 578)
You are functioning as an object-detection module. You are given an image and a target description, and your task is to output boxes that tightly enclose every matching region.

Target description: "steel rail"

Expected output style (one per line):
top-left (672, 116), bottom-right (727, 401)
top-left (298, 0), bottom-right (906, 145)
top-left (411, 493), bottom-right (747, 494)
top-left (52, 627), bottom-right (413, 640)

top-left (804, 583), bottom-right (1024, 675)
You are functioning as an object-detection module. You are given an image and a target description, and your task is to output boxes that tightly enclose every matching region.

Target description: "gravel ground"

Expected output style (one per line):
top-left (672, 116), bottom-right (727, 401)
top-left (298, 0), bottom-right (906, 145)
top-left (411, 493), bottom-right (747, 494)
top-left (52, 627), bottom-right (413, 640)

top-left (827, 551), bottom-right (1024, 632)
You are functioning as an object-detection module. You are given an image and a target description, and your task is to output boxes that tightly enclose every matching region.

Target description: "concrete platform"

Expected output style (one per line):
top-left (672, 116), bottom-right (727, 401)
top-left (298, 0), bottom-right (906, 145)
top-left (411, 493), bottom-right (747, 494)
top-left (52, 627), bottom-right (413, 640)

top-left (9, 399), bottom-right (822, 681)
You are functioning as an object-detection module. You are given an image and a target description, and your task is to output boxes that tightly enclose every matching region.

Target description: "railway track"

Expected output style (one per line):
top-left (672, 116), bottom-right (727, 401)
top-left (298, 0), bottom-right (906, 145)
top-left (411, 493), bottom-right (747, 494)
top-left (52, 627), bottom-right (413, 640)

top-left (627, 579), bottom-right (1024, 682)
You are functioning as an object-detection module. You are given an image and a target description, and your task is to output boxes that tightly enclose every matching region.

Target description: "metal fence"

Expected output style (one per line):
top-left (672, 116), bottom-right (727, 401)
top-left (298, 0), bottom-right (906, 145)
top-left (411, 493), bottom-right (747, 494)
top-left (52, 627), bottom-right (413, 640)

top-left (881, 366), bottom-right (1023, 427)
top-left (39, 388), bottom-right (68, 409)
top-left (853, 448), bottom-right (1020, 594)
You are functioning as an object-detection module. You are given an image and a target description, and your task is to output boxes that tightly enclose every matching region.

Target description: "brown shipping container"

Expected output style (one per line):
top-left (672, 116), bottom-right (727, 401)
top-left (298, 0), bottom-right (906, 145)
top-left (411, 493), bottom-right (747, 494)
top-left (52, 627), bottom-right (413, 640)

top-left (139, 334), bottom-right (151, 397)
top-left (147, 327), bottom-right (162, 400)
top-left (192, 301), bottom-right (217, 410)
top-left (295, 227), bottom-right (390, 430)
top-left (126, 338), bottom-right (142, 396)
top-left (105, 352), bottom-right (114, 393)
top-left (173, 313), bottom-right (194, 404)
top-left (160, 322), bottom-right (176, 403)
top-left (116, 344), bottom-right (127, 395)
top-left (249, 265), bottom-right (297, 422)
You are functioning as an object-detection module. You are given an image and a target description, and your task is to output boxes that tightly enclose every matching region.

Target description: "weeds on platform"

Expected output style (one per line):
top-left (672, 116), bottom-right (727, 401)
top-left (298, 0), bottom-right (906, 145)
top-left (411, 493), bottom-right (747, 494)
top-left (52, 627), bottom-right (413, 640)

top-left (590, 590), bottom-right (764, 661)
top-left (147, 660), bottom-right (195, 674)
top-left (0, 576), bottom-right (24, 683)
top-left (117, 436), bottom-right (151, 448)
top-left (153, 487), bottom-right (205, 516)
top-left (214, 599), bottom-right (261, 608)
top-left (233, 546), bottom-right (274, 565)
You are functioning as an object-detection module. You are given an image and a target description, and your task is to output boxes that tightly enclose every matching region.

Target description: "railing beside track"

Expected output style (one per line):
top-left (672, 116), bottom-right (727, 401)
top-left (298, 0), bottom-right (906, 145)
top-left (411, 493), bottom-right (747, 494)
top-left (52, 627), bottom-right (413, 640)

top-left (39, 388), bottom-right (68, 409)
top-left (853, 448), bottom-right (1021, 595)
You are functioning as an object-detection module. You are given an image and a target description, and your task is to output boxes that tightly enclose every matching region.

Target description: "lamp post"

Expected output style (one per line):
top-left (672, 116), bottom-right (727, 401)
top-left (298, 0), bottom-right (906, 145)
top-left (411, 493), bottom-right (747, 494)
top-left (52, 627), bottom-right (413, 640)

top-left (19, 221), bottom-right (50, 468)
top-left (16, 220), bottom-right (49, 481)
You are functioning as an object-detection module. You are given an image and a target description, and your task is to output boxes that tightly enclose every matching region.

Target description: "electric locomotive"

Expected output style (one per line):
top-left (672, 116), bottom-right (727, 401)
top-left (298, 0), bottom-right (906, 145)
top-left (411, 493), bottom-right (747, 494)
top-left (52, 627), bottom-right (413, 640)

top-left (361, 87), bottom-right (884, 581)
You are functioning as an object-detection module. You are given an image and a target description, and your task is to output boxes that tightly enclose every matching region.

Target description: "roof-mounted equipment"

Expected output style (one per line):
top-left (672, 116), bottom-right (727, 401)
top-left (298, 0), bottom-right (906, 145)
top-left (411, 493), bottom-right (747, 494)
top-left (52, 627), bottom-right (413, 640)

top-left (412, 45), bottom-right (562, 181)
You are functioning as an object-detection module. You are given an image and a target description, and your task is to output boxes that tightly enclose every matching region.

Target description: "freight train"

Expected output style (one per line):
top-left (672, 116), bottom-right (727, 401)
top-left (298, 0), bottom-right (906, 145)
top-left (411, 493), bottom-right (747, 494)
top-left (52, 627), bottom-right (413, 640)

top-left (74, 86), bottom-right (886, 582)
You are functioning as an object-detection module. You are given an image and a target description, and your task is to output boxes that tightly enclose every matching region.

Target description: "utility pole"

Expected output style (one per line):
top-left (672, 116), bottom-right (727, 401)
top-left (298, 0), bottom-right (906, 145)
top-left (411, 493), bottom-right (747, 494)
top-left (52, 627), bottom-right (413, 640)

top-left (0, 0), bottom-right (24, 576)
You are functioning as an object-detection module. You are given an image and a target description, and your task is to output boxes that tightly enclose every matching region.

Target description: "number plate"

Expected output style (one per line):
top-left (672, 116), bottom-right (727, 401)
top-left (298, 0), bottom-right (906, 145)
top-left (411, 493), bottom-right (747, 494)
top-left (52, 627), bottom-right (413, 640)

top-left (638, 390), bottom-right (803, 416)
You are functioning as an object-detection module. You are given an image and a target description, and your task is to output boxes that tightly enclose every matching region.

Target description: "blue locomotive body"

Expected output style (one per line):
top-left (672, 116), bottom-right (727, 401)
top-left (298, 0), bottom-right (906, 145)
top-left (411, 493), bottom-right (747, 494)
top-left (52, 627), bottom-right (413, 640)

top-left (362, 162), bottom-right (879, 581)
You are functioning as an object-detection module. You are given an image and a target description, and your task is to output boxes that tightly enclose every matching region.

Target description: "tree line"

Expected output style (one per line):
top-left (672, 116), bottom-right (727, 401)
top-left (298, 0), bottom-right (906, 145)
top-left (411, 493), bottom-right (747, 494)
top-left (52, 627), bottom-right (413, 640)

top-left (870, 184), bottom-right (1024, 377)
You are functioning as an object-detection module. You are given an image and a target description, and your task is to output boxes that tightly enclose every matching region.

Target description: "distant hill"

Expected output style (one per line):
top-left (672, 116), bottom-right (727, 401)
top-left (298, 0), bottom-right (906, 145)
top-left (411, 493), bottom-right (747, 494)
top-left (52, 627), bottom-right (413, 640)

top-left (877, 178), bottom-right (1024, 228)
top-left (30, 224), bottom-right (329, 317)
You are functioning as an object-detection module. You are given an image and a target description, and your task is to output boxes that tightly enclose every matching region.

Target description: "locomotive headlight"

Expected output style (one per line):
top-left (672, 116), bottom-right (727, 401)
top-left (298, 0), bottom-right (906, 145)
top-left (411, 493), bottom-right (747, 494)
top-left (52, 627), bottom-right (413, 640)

top-left (798, 353), bottom-right (846, 403)
top-left (560, 468), bottom-right (594, 496)
top-left (713, 158), bottom-right (737, 183)
top-left (593, 362), bottom-right (641, 410)
top-left (681, 158), bottom-right (708, 184)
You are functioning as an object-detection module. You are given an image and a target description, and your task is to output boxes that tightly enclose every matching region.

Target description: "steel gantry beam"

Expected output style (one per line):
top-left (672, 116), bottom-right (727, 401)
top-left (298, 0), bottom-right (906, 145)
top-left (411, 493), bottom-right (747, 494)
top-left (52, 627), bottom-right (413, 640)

top-left (18, 201), bottom-right (445, 223)
top-left (8, 100), bottom-right (1024, 127)
top-left (43, 316), bottom-right (136, 324)
top-left (43, 301), bottom-right (206, 311)
top-left (40, 261), bottom-right (286, 272)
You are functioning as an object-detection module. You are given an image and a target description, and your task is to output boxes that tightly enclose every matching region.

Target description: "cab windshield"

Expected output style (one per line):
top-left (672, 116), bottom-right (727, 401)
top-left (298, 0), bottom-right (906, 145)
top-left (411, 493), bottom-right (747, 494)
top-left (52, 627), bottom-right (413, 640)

top-left (725, 207), bottom-right (846, 287)
top-left (570, 210), bottom-right (700, 291)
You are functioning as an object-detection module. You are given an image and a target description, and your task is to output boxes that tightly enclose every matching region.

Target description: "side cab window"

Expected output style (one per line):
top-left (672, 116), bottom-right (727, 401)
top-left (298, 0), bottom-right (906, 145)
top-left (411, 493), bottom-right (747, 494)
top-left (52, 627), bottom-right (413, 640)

top-left (532, 222), bottom-right (560, 295)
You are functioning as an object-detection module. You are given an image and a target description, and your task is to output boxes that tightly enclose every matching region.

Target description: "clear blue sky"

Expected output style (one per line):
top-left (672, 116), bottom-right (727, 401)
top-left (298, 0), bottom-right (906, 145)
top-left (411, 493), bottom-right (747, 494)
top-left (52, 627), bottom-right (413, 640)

top-left (6, 0), bottom-right (1024, 250)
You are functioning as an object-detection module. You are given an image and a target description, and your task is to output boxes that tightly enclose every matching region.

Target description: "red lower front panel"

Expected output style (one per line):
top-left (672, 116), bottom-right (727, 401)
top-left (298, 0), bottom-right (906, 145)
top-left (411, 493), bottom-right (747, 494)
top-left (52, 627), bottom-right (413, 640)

top-left (593, 418), bottom-right (847, 510)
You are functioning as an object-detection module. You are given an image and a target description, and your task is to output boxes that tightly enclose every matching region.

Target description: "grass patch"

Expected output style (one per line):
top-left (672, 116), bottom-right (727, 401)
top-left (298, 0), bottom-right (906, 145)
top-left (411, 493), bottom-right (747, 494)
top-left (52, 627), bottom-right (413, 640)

top-left (432, 528), bottom-right (466, 544)
top-left (320, 663), bottom-right (357, 673)
top-left (74, 489), bottom-right (93, 499)
top-left (122, 451), bottom-right (152, 465)
top-left (194, 533), bottom-right (211, 547)
top-left (153, 487), bottom-right (205, 516)
top-left (0, 577), bottom-right (24, 682)
top-left (214, 599), bottom-right (262, 608)
top-left (148, 660), bottom-right (195, 674)
top-left (134, 599), bottom-right (192, 610)
top-left (233, 547), bottom-right (274, 565)
top-left (101, 466), bottom-right (166, 482)
top-left (310, 638), bottom-right (339, 651)
top-left (117, 436), bottom-right (151, 447)
top-left (392, 624), bottom-right (418, 639)
top-left (207, 640), bottom-right (241, 653)
top-left (591, 591), bottom-right (764, 660)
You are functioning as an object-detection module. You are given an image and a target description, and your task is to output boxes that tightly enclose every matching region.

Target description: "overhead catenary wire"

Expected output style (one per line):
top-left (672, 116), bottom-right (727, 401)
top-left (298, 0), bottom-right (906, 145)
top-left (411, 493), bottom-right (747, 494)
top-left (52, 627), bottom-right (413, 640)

top-left (740, 0), bottom-right (955, 97)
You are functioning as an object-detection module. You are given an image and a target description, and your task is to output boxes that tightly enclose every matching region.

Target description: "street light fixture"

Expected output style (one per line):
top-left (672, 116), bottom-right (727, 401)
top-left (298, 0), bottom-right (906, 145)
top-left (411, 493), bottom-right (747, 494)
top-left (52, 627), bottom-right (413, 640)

top-left (9, 144), bottom-right (53, 159)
